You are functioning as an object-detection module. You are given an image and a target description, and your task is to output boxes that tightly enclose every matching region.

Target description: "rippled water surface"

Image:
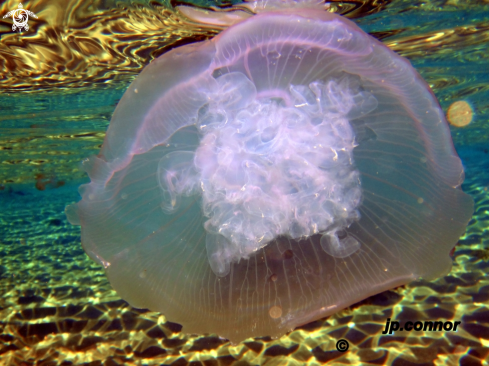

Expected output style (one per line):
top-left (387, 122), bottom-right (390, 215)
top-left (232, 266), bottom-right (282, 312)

top-left (1, 0), bottom-right (488, 365)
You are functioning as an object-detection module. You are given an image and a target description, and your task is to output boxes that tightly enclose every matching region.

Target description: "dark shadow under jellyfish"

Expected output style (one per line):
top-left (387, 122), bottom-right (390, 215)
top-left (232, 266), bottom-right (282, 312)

top-left (65, 5), bottom-right (473, 342)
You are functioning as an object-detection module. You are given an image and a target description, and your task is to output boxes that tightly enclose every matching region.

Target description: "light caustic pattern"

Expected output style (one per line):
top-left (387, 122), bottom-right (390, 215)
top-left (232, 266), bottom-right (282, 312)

top-left (158, 72), bottom-right (378, 276)
top-left (66, 9), bottom-right (473, 342)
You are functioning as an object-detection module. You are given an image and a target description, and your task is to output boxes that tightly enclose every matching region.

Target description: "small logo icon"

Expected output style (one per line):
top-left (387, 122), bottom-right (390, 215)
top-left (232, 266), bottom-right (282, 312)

top-left (336, 339), bottom-right (349, 352)
top-left (3, 3), bottom-right (38, 32)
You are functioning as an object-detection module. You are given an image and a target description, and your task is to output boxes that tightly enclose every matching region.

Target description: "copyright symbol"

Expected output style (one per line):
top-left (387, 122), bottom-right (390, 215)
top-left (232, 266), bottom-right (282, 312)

top-left (336, 339), bottom-right (349, 352)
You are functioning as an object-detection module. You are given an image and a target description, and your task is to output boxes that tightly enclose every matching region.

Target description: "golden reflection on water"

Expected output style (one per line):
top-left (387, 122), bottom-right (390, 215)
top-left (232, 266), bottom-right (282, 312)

top-left (0, 0), bottom-right (217, 91)
top-left (0, 0), bottom-right (390, 92)
top-left (0, 0), bottom-right (486, 92)
top-left (385, 23), bottom-right (489, 59)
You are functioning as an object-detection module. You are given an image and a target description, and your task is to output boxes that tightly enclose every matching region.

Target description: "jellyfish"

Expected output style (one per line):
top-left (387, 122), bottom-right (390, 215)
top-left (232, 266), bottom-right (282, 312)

top-left (65, 3), bottom-right (473, 342)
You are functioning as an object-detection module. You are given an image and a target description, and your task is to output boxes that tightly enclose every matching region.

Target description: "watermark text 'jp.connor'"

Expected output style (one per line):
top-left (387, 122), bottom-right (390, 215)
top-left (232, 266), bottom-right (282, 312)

top-left (383, 318), bottom-right (461, 335)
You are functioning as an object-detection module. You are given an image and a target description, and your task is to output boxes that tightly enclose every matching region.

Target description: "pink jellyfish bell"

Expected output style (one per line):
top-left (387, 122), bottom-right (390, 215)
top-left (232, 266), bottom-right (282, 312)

top-left (66, 0), bottom-right (473, 342)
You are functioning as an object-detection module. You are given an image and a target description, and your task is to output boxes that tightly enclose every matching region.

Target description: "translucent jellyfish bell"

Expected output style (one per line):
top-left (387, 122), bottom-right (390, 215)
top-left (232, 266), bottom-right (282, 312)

top-left (65, 6), bottom-right (473, 342)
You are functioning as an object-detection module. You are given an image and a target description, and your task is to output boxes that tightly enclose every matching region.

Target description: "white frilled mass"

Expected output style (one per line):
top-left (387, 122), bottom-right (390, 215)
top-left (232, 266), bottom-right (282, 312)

top-left (157, 72), bottom-right (377, 276)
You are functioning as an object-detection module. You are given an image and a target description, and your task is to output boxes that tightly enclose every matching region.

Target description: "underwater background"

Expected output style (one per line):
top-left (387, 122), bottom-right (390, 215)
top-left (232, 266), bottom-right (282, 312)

top-left (0, 0), bottom-right (488, 365)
